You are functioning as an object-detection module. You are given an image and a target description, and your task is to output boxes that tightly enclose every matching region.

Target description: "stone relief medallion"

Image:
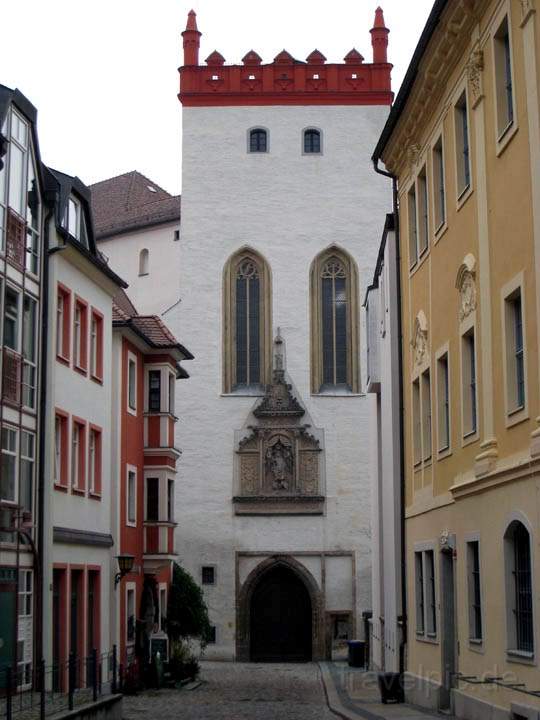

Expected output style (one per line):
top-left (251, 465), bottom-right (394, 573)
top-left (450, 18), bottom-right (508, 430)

top-left (412, 313), bottom-right (428, 367)
top-left (459, 271), bottom-right (477, 321)
top-left (467, 45), bottom-right (484, 106)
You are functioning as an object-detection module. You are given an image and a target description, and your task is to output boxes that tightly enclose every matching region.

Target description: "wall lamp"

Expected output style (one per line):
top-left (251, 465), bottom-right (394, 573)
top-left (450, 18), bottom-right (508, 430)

top-left (114, 554), bottom-right (135, 587)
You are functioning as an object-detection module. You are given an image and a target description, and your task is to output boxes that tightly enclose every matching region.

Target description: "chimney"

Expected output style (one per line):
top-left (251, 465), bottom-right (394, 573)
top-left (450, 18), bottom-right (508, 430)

top-left (182, 9), bottom-right (202, 66)
top-left (370, 7), bottom-right (389, 64)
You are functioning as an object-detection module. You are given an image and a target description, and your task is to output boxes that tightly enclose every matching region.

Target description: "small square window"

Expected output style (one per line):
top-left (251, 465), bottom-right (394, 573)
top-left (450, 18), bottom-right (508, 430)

top-left (173, 230), bottom-right (180, 241)
top-left (202, 566), bottom-right (215, 585)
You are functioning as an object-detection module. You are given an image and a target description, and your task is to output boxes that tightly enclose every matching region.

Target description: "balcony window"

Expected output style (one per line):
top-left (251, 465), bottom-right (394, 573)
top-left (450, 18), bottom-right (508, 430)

top-left (433, 137), bottom-right (446, 231)
top-left (462, 328), bottom-right (477, 436)
top-left (455, 92), bottom-right (471, 196)
top-left (148, 370), bottom-right (161, 412)
top-left (7, 113), bottom-right (27, 217)
top-left (146, 477), bottom-right (159, 522)
top-left (25, 150), bottom-right (40, 275)
top-left (494, 16), bottom-right (515, 139)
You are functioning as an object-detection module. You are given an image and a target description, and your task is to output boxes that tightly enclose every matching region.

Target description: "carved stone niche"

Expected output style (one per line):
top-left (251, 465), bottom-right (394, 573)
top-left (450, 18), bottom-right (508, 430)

top-left (234, 359), bottom-right (324, 516)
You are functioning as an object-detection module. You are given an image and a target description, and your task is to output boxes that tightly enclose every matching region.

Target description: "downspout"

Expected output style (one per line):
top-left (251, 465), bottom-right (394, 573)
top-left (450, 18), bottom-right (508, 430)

top-left (372, 158), bottom-right (407, 677)
top-left (36, 195), bottom-right (61, 664)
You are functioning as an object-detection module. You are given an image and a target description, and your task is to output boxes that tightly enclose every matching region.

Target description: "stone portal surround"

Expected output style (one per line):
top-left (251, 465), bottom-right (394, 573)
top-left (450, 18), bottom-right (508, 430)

top-left (235, 551), bottom-right (356, 662)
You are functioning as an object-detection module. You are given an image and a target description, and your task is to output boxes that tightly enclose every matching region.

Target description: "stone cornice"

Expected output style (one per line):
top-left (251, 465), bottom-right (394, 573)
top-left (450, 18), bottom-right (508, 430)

top-left (382, 0), bottom-right (491, 175)
top-left (450, 453), bottom-right (540, 499)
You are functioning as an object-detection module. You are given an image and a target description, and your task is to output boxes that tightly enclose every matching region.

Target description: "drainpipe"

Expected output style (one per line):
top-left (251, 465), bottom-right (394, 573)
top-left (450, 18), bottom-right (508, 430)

top-left (372, 158), bottom-right (407, 677)
top-left (36, 198), bottom-right (54, 665)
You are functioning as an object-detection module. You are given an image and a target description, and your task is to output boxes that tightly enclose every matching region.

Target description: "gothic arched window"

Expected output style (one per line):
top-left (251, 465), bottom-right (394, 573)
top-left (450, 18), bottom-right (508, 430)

top-left (310, 247), bottom-right (359, 393)
top-left (249, 128), bottom-right (268, 153)
top-left (304, 128), bottom-right (321, 154)
top-left (223, 249), bottom-right (272, 392)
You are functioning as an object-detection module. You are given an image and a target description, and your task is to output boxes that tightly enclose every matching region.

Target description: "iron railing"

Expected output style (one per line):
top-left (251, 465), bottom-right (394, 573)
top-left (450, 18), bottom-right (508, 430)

top-left (0, 646), bottom-right (121, 720)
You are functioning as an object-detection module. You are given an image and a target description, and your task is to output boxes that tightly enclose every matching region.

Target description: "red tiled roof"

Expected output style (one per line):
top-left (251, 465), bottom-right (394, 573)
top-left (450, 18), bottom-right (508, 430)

top-left (112, 290), bottom-right (193, 360)
top-left (89, 171), bottom-right (180, 240)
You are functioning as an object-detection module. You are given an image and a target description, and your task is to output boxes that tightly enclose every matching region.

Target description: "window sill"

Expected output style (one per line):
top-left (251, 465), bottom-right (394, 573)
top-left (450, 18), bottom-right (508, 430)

top-left (312, 392), bottom-right (364, 398)
top-left (54, 483), bottom-right (69, 493)
top-left (437, 447), bottom-right (452, 461)
top-left (433, 221), bottom-right (448, 245)
top-left (468, 638), bottom-right (484, 654)
top-left (456, 184), bottom-right (473, 211)
top-left (506, 405), bottom-right (528, 429)
top-left (496, 120), bottom-right (518, 157)
top-left (71, 487), bottom-right (86, 496)
top-left (127, 406), bottom-right (138, 417)
top-left (88, 492), bottom-right (102, 501)
top-left (409, 249), bottom-right (429, 278)
top-left (462, 430), bottom-right (479, 448)
top-left (138, 272), bottom-right (149, 277)
top-left (74, 364), bottom-right (88, 377)
top-left (126, 521), bottom-right (137, 528)
top-left (90, 373), bottom-right (103, 386)
top-left (221, 391), bottom-right (264, 398)
top-left (56, 354), bottom-right (70, 367)
top-left (416, 634), bottom-right (439, 645)
top-left (506, 650), bottom-right (535, 666)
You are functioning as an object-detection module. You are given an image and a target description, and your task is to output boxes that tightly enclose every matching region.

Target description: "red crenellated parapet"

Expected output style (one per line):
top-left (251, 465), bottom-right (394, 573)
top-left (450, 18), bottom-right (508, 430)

top-left (178, 8), bottom-right (392, 107)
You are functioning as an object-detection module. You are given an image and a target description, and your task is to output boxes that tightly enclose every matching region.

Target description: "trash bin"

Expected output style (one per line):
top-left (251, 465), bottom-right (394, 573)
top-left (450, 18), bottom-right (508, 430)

top-left (378, 672), bottom-right (404, 704)
top-left (347, 640), bottom-right (366, 668)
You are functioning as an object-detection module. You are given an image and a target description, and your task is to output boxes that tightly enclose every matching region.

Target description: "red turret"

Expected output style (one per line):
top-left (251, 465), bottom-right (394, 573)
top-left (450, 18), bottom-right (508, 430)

top-left (182, 9), bottom-right (201, 66)
top-left (370, 7), bottom-right (389, 64)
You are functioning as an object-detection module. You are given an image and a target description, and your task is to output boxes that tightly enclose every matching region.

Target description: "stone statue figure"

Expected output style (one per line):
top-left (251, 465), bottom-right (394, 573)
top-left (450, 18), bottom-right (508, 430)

top-left (265, 438), bottom-right (293, 490)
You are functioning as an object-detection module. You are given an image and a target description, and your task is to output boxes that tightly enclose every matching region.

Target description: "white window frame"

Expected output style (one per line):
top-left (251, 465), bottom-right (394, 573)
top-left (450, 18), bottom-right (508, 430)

top-left (5, 284), bottom-right (21, 353)
top-left (7, 109), bottom-right (28, 218)
top-left (146, 367), bottom-right (163, 413)
top-left (127, 352), bottom-right (137, 415)
top-left (20, 430), bottom-right (35, 513)
top-left (54, 416), bottom-right (62, 484)
top-left (73, 303), bottom-right (82, 367)
top-left (18, 569), bottom-right (33, 618)
top-left (501, 273), bottom-right (528, 427)
top-left (22, 293), bottom-right (38, 410)
top-left (88, 429), bottom-right (96, 494)
top-left (126, 465), bottom-right (137, 527)
top-left (421, 368), bottom-right (432, 463)
top-left (167, 478), bottom-right (174, 522)
top-left (1, 425), bottom-right (19, 503)
top-left (168, 372), bottom-right (176, 416)
top-left (67, 196), bottom-right (81, 240)
top-left (90, 315), bottom-right (98, 377)
top-left (71, 423), bottom-right (80, 489)
top-left (158, 584), bottom-right (167, 632)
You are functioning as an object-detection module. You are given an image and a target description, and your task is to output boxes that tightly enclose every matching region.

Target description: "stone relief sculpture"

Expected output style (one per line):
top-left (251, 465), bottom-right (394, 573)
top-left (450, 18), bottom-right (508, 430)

top-left (456, 254), bottom-right (477, 321)
top-left (412, 311), bottom-right (428, 367)
top-left (235, 330), bottom-right (324, 514)
top-left (265, 436), bottom-right (294, 490)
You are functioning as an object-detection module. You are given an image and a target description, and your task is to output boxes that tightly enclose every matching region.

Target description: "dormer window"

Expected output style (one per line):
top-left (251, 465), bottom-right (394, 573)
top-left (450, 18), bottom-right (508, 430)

top-left (249, 128), bottom-right (268, 153)
top-left (304, 128), bottom-right (321, 154)
top-left (66, 196), bottom-right (89, 248)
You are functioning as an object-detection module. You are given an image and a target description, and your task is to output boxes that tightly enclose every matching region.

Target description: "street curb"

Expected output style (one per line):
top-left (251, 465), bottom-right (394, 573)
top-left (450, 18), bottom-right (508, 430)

top-left (319, 663), bottom-right (383, 720)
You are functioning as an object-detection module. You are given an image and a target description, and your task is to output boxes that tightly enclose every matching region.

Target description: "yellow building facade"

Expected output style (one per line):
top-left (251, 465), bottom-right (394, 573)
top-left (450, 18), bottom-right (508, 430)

top-left (374, 0), bottom-right (540, 716)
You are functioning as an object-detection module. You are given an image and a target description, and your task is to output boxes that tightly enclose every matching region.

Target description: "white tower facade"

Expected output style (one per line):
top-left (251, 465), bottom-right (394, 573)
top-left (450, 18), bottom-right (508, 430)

top-left (169, 8), bottom-right (393, 660)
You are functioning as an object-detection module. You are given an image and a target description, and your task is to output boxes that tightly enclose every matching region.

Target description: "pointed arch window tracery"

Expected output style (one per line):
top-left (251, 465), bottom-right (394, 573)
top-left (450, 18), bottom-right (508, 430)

top-left (223, 249), bottom-right (272, 393)
top-left (310, 247), bottom-right (359, 393)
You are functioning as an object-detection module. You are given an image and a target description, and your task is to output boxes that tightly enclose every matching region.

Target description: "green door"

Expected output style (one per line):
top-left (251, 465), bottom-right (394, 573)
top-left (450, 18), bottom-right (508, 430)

top-left (0, 567), bottom-right (17, 688)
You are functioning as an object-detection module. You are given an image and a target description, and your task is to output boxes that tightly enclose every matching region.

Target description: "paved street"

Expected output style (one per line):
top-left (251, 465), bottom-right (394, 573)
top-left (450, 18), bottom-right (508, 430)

top-left (122, 662), bottom-right (336, 719)
top-left (122, 661), bottom-right (449, 720)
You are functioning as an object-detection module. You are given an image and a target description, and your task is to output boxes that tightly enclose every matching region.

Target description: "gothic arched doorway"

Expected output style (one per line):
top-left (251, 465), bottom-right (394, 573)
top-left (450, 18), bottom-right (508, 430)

top-left (249, 565), bottom-right (312, 662)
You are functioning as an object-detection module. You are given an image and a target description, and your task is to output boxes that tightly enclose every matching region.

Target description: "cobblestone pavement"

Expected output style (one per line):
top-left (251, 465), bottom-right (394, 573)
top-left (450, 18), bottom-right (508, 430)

top-left (122, 661), bottom-right (337, 720)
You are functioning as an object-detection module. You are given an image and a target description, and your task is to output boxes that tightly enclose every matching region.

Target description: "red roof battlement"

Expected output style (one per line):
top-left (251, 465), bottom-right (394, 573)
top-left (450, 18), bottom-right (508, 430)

top-left (178, 9), bottom-right (392, 107)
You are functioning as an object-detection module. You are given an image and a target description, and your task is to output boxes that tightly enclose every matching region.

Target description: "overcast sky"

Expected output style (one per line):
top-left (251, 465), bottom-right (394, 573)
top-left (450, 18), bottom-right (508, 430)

top-left (1, 1), bottom-right (433, 194)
